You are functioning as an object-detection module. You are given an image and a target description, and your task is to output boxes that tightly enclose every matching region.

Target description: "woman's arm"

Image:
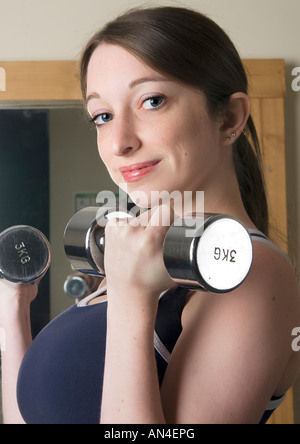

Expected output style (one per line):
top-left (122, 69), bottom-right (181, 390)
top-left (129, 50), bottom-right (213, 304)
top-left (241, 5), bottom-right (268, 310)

top-left (100, 206), bottom-right (174, 423)
top-left (100, 209), bottom-right (300, 424)
top-left (101, 293), bottom-right (165, 423)
top-left (0, 281), bottom-right (37, 424)
top-left (160, 242), bottom-right (300, 423)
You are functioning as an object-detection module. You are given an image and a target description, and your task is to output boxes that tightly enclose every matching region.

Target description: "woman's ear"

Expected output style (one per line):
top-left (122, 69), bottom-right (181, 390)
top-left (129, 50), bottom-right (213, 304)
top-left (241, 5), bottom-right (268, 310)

top-left (219, 92), bottom-right (251, 145)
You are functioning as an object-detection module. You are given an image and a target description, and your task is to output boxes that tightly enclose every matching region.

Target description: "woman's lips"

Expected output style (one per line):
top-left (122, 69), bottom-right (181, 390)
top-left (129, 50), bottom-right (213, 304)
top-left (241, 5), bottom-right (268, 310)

top-left (119, 160), bottom-right (160, 183)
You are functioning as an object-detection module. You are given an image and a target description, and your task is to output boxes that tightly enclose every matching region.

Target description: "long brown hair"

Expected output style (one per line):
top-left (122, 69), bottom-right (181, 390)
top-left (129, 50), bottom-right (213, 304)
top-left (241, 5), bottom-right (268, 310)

top-left (80, 6), bottom-right (269, 235)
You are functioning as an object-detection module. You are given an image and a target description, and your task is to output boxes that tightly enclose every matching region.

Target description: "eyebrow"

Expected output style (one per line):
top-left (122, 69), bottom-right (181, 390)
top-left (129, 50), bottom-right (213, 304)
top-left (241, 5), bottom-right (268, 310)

top-left (128, 76), bottom-right (169, 89)
top-left (86, 92), bottom-right (100, 104)
top-left (86, 76), bottom-right (169, 104)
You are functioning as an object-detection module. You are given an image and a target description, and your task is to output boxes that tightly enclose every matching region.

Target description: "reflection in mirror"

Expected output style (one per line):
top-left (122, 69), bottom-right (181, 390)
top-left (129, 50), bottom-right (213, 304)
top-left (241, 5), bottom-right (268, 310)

top-left (0, 107), bottom-right (117, 330)
top-left (0, 109), bottom-right (49, 335)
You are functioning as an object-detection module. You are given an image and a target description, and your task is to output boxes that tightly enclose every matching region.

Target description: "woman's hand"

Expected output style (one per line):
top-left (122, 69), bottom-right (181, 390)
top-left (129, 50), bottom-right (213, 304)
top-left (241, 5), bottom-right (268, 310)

top-left (0, 279), bottom-right (38, 424)
top-left (0, 280), bottom-right (38, 326)
top-left (104, 205), bottom-right (175, 305)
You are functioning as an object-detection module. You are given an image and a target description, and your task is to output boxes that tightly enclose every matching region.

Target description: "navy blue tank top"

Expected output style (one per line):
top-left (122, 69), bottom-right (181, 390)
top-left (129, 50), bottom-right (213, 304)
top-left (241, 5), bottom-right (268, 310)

top-left (17, 231), bottom-right (287, 424)
top-left (17, 287), bottom-right (186, 424)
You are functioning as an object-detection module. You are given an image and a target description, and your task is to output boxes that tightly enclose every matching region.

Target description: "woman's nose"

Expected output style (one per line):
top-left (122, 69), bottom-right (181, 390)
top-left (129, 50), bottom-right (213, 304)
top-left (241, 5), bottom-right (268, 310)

top-left (111, 114), bottom-right (141, 157)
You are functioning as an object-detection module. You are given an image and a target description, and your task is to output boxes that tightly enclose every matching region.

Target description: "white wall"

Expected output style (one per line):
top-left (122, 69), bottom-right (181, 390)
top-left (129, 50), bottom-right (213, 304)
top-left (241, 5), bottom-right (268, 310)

top-left (0, 0), bottom-right (299, 309)
top-left (0, 0), bottom-right (299, 61)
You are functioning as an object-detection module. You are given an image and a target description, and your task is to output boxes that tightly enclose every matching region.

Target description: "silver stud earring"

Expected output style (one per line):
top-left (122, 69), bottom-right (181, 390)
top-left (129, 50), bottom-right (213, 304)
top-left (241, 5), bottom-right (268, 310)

top-left (226, 132), bottom-right (236, 141)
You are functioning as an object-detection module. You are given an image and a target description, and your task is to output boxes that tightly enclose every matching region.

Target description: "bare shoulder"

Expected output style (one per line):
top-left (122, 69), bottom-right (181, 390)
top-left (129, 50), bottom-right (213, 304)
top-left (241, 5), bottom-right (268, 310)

top-left (246, 239), bottom-right (300, 316)
top-left (183, 238), bottom-right (300, 333)
top-left (161, 239), bottom-right (300, 423)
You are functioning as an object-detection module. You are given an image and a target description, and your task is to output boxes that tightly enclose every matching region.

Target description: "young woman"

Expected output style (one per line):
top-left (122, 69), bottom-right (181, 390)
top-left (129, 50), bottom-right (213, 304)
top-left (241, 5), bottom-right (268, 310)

top-left (1, 6), bottom-right (300, 424)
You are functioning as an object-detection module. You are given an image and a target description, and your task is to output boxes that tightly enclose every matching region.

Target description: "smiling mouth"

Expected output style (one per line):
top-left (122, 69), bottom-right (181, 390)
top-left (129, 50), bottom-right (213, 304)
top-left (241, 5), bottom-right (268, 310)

top-left (119, 160), bottom-right (160, 183)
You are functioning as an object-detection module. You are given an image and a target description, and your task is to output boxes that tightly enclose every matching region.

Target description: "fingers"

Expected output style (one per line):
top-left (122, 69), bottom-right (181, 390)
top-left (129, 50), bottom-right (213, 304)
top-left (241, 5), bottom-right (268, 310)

top-left (105, 204), bottom-right (175, 231)
top-left (103, 205), bottom-right (176, 295)
top-left (0, 278), bottom-right (39, 305)
top-left (131, 204), bottom-right (175, 230)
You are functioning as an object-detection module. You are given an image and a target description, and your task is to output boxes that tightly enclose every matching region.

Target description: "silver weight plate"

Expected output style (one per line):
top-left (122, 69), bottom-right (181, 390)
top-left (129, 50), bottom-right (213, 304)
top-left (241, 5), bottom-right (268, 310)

top-left (64, 206), bottom-right (105, 276)
top-left (63, 276), bottom-right (88, 299)
top-left (64, 206), bottom-right (132, 276)
top-left (196, 216), bottom-right (253, 292)
top-left (163, 214), bottom-right (253, 292)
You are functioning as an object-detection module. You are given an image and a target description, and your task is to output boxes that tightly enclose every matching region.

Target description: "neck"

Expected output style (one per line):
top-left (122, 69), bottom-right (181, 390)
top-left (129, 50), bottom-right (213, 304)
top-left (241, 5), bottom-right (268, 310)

top-left (184, 158), bottom-right (256, 229)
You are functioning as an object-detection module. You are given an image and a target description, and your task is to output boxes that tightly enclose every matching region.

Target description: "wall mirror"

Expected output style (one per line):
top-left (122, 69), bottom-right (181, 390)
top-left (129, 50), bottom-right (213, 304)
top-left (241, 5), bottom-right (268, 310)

top-left (0, 62), bottom-right (118, 332)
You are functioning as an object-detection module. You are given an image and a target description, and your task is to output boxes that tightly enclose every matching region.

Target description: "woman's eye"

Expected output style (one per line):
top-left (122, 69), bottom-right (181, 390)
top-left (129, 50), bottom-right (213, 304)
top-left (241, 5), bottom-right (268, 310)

top-left (142, 96), bottom-right (164, 110)
top-left (92, 113), bottom-right (113, 126)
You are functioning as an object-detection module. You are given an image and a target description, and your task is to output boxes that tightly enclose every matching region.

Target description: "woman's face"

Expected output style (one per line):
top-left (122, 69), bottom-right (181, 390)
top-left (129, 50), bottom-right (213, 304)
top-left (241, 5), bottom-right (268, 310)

top-left (86, 43), bottom-right (225, 208)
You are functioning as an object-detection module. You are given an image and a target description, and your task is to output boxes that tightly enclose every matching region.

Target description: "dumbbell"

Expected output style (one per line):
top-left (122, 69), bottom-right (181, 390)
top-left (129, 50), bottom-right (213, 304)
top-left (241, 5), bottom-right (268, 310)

top-left (64, 206), bottom-right (253, 293)
top-left (64, 273), bottom-right (102, 300)
top-left (0, 225), bottom-right (51, 284)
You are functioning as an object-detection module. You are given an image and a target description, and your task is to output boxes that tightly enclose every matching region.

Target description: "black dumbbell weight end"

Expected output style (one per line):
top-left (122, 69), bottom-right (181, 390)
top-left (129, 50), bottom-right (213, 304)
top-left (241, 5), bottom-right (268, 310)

top-left (0, 225), bottom-right (51, 284)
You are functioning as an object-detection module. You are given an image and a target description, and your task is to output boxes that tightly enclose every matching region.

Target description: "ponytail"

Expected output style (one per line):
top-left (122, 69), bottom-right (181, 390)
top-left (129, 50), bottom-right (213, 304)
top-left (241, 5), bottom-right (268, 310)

top-left (233, 115), bottom-right (269, 235)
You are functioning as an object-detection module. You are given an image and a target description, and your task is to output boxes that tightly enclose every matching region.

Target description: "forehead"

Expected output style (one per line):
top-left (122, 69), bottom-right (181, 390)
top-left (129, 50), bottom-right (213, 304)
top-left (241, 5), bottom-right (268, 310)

top-left (86, 43), bottom-right (161, 92)
top-left (85, 42), bottom-right (206, 112)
